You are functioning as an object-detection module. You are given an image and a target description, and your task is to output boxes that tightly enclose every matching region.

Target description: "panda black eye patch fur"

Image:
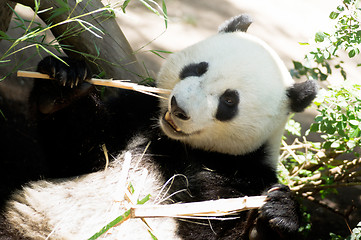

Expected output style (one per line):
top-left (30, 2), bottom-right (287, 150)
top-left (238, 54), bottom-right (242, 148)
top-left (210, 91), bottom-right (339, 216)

top-left (216, 89), bottom-right (239, 121)
top-left (179, 62), bottom-right (209, 80)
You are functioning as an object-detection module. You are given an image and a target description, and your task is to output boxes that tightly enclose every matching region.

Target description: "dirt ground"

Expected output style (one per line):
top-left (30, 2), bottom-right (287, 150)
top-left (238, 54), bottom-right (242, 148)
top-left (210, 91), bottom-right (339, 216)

top-left (1, 0), bottom-right (361, 239)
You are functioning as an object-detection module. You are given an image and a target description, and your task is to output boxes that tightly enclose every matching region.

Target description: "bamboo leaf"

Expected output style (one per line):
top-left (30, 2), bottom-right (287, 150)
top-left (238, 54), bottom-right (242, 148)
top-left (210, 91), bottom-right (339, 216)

top-left (87, 209), bottom-right (132, 240)
top-left (139, 0), bottom-right (160, 16)
top-left (121, 0), bottom-right (132, 13)
top-left (38, 45), bottom-right (69, 66)
top-left (162, 0), bottom-right (168, 28)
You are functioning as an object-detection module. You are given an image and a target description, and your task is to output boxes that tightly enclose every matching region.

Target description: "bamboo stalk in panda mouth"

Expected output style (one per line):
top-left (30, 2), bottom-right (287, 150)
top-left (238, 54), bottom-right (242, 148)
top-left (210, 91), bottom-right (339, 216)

top-left (17, 70), bottom-right (172, 97)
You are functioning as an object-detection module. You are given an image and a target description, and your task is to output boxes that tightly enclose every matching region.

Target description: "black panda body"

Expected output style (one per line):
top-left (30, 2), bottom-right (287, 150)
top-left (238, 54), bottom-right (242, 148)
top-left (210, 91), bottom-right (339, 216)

top-left (147, 137), bottom-right (289, 239)
top-left (31, 84), bottom-right (159, 177)
top-left (0, 15), bottom-right (317, 239)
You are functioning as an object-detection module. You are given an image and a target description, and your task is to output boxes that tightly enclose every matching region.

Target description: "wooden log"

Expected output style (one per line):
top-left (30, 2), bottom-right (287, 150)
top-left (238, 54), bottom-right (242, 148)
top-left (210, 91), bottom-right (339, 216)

top-left (11, 0), bottom-right (146, 83)
top-left (0, 1), bottom-right (17, 34)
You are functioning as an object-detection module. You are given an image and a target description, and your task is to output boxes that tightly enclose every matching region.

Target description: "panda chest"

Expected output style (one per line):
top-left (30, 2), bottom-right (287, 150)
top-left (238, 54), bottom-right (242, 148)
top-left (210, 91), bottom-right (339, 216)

top-left (162, 146), bottom-right (277, 202)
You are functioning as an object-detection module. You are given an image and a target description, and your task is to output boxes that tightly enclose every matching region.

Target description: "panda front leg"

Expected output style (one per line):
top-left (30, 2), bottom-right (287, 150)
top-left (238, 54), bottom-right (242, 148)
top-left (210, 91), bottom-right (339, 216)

top-left (244, 184), bottom-right (300, 240)
top-left (28, 56), bottom-right (113, 178)
top-left (30, 55), bottom-right (94, 115)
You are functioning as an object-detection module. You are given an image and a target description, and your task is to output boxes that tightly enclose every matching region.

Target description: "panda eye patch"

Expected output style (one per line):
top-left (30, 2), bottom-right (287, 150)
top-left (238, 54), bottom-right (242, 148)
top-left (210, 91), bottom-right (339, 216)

top-left (179, 62), bottom-right (209, 80)
top-left (215, 89), bottom-right (239, 121)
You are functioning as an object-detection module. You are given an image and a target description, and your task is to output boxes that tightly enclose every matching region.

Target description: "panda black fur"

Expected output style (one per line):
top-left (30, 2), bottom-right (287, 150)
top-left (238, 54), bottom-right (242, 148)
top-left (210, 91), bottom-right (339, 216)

top-left (0, 15), bottom-right (317, 239)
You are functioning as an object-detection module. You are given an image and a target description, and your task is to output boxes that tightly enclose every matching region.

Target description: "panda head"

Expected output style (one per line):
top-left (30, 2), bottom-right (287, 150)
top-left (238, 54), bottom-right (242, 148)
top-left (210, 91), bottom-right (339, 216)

top-left (157, 15), bottom-right (317, 162)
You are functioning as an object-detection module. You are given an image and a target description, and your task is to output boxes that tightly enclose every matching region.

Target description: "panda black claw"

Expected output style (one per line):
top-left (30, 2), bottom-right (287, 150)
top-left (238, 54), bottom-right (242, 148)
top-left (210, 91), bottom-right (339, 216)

top-left (267, 186), bottom-right (281, 193)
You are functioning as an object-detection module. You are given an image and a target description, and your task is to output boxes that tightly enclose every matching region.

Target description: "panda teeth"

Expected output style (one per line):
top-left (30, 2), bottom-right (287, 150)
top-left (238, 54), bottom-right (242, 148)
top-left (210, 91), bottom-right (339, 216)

top-left (164, 111), bottom-right (182, 132)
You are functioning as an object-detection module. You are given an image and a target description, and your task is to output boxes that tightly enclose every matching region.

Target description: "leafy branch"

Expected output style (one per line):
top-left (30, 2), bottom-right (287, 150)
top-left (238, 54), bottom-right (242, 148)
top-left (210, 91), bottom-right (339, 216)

top-left (292, 0), bottom-right (361, 81)
top-left (280, 83), bottom-right (361, 238)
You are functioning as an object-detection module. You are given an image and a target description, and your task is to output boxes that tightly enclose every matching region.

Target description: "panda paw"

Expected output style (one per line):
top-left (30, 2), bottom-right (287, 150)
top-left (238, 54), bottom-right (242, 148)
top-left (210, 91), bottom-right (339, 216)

top-left (250, 184), bottom-right (300, 240)
top-left (37, 55), bottom-right (92, 88)
top-left (33, 56), bottom-right (94, 114)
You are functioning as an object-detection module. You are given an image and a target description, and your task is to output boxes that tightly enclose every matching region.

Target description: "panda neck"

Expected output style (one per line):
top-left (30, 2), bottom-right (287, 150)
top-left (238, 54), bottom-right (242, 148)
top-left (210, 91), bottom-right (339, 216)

top-left (149, 135), bottom-right (277, 182)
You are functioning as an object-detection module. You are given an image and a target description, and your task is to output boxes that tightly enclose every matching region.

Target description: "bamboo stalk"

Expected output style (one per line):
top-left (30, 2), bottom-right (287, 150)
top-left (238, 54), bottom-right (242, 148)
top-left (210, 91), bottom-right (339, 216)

top-left (17, 70), bottom-right (172, 95)
top-left (130, 196), bottom-right (267, 219)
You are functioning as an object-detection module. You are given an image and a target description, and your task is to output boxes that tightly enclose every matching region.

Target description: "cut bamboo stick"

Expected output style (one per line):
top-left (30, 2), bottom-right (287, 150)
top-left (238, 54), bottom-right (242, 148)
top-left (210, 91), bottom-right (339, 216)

top-left (17, 70), bottom-right (172, 95)
top-left (130, 196), bottom-right (267, 219)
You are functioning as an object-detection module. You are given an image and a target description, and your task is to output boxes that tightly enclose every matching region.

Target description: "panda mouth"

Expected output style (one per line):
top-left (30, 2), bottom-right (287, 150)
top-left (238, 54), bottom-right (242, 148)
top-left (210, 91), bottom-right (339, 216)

top-left (162, 111), bottom-right (202, 138)
top-left (163, 111), bottom-right (183, 133)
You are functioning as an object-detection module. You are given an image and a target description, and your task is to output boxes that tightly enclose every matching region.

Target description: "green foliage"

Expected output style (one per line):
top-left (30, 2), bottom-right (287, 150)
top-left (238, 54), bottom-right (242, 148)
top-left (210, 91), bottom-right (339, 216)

top-left (283, 1), bottom-right (361, 238)
top-left (310, 84), bottom-right (361, 155)
top-left (281, 84), bottom-right (361, 237)
top-left (0, 0), bottom-right (169, 81)
top-left (120, 0), bottom-right (168, 28)
top-left (0, 1), bottom-right (113, 80)
top-left (284, 114), bottom-right (302, 137)
top-left (297, 205), bottom-right (312, 237)
top-left (350, 222), bottom-right (361, 240)
top-left (292, 0), bottom-right (361, 81)
top-left (329, 222), bottom-right (361, 240)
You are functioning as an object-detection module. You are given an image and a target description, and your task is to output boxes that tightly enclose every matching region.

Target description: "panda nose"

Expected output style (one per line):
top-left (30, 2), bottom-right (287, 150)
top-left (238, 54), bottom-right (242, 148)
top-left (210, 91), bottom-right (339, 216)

top-left (171, 96), bottom-right (190, 120)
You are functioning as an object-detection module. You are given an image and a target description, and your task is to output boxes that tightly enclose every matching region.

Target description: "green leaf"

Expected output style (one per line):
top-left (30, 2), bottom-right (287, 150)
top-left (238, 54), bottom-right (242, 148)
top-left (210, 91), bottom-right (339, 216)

top-left (49, 0), bottom-right (70, 21)
top-left (323, 141), bottom-right (332, 149)
top-left (128, 182), bottom-right (135, 194)
top-left (0, 31), bottom-right (10, 39)
top-left (337, 5), bottom-right (345, 11)
top-left (330, 141), bottom-right (340, 149)
top-left (88, 209), bottom-right (131, 240)
top-left (349, 120), bottom-right (360, 126)
top-left (34, 0), bottom-right (40, 12)
top-left (320, 72), bottom-right (328, 80)
top-left (149, 230), bottom-right (158, 240)
top-left (139, 0), bottom-right (161, 17)
top-left (310, 123), bottom-right (320, 132)
top-left (285, 118), bottom-right (302, 136)
top-left (38, 45), bottom-right (69, 66)
top-left (349, 49), bottom-right (356, 58)
top-left (149, 49), bottom-right (172, 59)
top-left (0, 109), bottom-right (6, 120)
top-left (347, 140), bottom-right (356, 149)
top-left (87, 193), bottom-right (153, 239)
top-left (293, 61), bottom-right (304, 70)
top-left (162, 0), bottom-right (168, 29)
top-left (340, 69), bottom-right (347, 80)
top-left (350, 127), bottom-right (360, 138)
top-left (121, 0), bottom-right (132, 13)
top-left (329, 11), bottom-right (340, 19)
top-left (326, 124), bottom-right (336, 134)
top-left (315, 32), bottom-right (327, 43)
top-left (315, 115), bottom-right (323, 122)
top-left (137, 194), bottom-right (151, 205)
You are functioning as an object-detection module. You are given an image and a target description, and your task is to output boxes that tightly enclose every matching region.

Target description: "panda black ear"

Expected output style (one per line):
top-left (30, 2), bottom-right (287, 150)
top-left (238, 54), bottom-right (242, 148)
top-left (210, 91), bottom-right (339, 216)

top-left (287, 80), bottom-right (318, 112)
top-left (218, 14), bottom-right (253, 33)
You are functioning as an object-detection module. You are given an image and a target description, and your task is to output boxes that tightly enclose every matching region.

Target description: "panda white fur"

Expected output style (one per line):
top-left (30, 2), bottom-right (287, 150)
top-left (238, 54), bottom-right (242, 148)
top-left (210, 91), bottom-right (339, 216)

top-left (1, 15), bottom-right (317, 239)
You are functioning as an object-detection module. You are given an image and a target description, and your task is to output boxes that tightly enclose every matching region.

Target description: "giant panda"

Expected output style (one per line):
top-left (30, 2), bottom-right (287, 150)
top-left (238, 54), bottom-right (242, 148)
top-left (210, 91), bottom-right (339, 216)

top-left (0, 15), bottom-right (317, 239)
